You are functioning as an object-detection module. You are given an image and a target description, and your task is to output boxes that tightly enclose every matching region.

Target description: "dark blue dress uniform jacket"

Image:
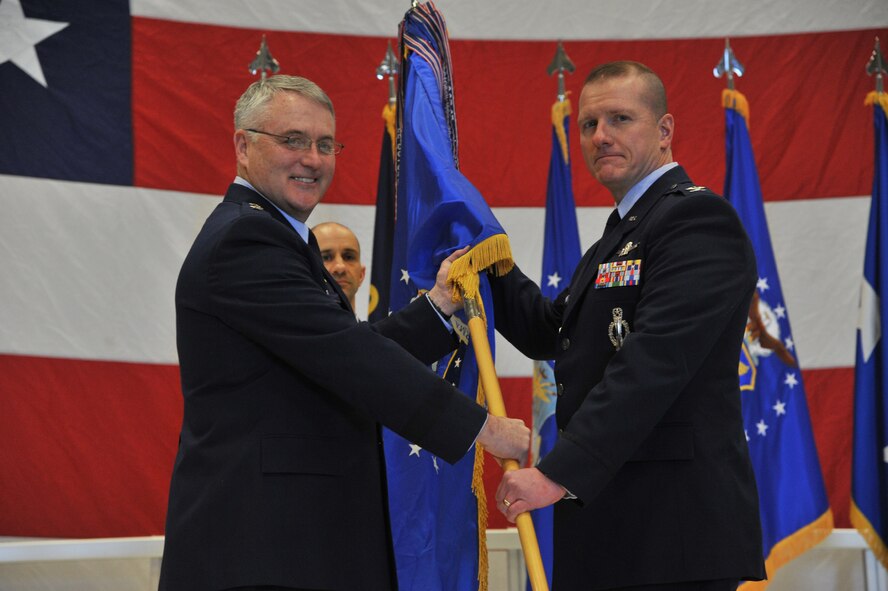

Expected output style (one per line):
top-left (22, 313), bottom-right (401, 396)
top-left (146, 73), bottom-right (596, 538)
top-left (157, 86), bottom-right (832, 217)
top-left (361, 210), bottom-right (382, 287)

top-left (159, 183), bottom-right (486, 591)
top-left (490, 166), bottom-right (766, 589)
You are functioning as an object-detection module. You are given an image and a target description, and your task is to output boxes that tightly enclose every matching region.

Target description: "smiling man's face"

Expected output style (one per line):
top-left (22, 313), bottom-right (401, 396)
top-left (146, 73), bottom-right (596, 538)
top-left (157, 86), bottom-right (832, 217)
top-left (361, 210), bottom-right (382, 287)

top-left (234, 91), bottom-right (336, 221)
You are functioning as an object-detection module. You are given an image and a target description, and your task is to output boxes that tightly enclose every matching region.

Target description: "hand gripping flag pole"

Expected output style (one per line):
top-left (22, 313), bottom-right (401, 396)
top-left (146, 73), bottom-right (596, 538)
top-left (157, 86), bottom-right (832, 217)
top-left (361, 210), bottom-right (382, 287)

top-left (449, 248), bottom-right (548, 591)
top-left (460, 294), bottom-right (549, 591)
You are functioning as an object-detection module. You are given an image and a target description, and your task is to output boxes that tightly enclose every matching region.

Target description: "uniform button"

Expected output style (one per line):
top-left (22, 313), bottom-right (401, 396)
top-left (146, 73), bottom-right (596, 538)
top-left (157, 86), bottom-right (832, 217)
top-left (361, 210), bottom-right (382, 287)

top-left (561, 338), bottom-right (570, 351)
top-left (556, 383), bottom-right (564, 396)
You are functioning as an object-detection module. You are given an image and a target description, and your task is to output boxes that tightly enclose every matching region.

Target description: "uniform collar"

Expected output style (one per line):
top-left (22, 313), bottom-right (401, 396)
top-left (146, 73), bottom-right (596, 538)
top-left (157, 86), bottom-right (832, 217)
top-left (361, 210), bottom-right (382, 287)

top-left (233, 176), bottom-right (310, 244)
top-left (616, 162), bottom-right (679, 219)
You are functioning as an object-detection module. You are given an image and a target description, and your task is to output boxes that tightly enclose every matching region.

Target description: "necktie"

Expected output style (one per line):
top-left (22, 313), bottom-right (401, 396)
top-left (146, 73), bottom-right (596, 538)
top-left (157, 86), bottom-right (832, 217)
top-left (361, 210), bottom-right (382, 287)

top-left (307, 229), bottom-right (322, 257)
top-left (602, 208), bottom-right (621, 238)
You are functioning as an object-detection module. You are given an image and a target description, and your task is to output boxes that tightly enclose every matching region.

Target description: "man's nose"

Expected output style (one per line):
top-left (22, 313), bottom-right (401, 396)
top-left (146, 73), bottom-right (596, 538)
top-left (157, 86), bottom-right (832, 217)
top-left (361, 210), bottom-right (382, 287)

top-left (592, 123), bottom-right (611, 146)
top-left (297, 144), bottom-right (324, 166)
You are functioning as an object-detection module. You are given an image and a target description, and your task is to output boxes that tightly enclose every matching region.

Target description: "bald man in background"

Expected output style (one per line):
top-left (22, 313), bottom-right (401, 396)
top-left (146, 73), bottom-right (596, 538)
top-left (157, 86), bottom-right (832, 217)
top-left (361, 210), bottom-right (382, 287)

top-left (314, 221), bottom-right (365, 312)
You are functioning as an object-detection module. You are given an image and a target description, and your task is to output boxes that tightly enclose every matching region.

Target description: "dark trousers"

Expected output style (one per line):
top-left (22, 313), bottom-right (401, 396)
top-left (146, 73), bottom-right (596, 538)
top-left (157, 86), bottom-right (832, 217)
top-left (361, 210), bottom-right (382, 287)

top-left (606, 580), bottom-right (740, 591)
top-left (226, 587), bottom-right (328, 591)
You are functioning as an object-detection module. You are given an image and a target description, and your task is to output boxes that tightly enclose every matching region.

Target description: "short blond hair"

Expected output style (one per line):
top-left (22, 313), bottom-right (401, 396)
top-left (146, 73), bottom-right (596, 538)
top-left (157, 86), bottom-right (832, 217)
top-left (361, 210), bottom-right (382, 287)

top-left (584, 61), bottom-right (667, 119)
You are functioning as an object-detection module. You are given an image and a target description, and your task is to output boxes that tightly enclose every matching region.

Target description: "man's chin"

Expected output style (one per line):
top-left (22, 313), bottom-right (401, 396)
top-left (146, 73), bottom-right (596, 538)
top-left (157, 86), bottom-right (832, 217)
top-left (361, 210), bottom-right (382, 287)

top-left (593, 170), bottom-right (625, 187)
top-left (283, 193), bottom-right (324, 219)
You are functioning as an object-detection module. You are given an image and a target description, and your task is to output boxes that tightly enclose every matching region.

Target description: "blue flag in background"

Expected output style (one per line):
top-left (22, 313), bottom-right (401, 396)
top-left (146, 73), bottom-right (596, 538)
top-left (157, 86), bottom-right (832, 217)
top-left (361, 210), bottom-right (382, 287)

top-left (723, 90), bottom-right (833, 589)
top-left (528, 99), bottom-right (582, 591)
top-left (368, 104), bottom-right (397, 323)
top-left (383, 3), bottom-right (513, 590)
top-left (851, 92), bottom-right (888, 571)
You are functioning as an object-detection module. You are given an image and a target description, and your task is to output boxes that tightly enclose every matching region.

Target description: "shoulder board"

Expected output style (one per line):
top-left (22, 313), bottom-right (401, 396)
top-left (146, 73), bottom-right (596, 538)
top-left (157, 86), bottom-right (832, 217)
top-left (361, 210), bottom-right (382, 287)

top-left (240, 201), bottom-right (268, 214)
top-left (671, 184), bottom-right (719, 198)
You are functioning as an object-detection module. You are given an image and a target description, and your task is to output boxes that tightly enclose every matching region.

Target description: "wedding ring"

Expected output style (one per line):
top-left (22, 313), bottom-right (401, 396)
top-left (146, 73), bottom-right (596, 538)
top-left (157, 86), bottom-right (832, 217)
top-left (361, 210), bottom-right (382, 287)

top-left (503, 499), bottom-right (512, 508)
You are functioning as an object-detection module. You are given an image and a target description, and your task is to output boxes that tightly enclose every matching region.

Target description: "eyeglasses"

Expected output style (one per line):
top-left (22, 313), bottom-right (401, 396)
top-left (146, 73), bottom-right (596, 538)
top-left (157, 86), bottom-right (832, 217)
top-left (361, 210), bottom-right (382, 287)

top-left (246, 129), bottom-right (344, 156)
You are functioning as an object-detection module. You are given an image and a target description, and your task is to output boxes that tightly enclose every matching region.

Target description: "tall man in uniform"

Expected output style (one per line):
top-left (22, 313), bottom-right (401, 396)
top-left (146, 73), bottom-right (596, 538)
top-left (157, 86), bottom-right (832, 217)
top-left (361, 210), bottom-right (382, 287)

top-left (492, 61), bottom-right (766, 590)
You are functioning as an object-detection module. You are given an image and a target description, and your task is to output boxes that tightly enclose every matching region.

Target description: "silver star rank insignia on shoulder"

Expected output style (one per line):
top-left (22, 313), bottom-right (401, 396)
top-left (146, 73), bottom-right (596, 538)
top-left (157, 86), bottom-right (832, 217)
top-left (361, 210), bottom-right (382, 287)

top-left (248, 202), bottom-right (264, 210)
top-left (618, 241), bottom-right (639, 256)
top-left (686, 186), bottom-right (708, 192)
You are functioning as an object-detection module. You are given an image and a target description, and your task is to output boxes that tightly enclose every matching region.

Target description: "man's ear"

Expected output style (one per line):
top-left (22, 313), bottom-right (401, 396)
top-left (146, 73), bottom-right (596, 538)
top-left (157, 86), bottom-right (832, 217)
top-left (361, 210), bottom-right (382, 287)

top-left (234, 130), bottom-right (250, 166)
top-left (658, 113), bottom-right (674, 148)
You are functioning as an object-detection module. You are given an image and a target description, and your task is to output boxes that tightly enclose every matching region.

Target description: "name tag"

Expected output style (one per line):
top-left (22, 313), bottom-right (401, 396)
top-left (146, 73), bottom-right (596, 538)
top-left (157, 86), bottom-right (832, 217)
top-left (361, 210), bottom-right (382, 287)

top-left (595, 259), bottom-right (641, 289)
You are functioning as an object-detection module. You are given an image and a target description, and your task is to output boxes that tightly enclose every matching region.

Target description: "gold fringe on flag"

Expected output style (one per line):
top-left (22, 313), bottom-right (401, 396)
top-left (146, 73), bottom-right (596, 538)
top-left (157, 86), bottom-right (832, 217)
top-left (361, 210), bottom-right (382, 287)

top-left (738, 510), bottom-right (834, 590)
top-left (723, 88), bottom-right (750, 128)
top-left (473, 376), bottom-right (489, 591)
top-left (382, 102), bottom-right (397, 159)
top-left (439, 344), bottom-right (490, 591)
top-left (551, 98), bottom-right (572, 163)
top-left (865, 90), bottom-right (888, 114)
top-left (447, 237), bottom-right (512, 590)
top-left (851, 500), bottom-right (888, 571)
top-left (446, 234), bottom-right (514, 304)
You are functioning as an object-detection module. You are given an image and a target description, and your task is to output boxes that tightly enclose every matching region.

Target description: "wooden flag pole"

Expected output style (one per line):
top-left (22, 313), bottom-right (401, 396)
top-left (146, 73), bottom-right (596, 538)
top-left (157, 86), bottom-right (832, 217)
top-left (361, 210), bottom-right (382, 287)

top-left (463, 296), bottom-right (549, 591)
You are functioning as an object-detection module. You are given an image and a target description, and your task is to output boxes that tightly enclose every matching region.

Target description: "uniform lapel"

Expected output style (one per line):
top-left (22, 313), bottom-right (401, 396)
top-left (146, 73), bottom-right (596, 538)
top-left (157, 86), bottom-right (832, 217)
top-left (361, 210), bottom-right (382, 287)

top-left (562, 213), bottom-right (632, 322)
top-left (561, 166), bottom-right (691, 325)
top-left (222, 184), bottom-right (353, 312)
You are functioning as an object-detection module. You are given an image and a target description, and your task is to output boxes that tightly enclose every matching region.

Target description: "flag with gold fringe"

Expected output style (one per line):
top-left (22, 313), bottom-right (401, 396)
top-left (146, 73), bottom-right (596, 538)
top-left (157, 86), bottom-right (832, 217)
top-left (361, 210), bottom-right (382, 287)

top-left (723, 89), bottom-right (833, 589)
top-left (382, 3), bottom-right (513, 590)
top-left (851, 89), bottom-right (888, 572)
top-left (527, 96), bottom-right (581, 591)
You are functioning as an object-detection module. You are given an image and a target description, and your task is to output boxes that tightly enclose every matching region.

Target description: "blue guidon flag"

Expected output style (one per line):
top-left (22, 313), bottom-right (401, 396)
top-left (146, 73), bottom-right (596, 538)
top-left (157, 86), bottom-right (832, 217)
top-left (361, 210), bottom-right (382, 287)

top-left (382, 3), bottom-right (513, 590)
top-left (368, 101), bottom-right (397, 323)
top-left (722, 88), bottom-right (833, 589)
top-left (851, 89), bottom-right (888, 572)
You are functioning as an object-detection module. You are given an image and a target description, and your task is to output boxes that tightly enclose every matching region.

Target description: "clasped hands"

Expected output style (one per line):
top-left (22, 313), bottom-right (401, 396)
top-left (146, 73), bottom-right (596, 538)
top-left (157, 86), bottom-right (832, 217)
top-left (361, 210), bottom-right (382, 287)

top-left (477, 417), bottom-right (566, 523)
top-left (431, 247), bottom-right (566, 522)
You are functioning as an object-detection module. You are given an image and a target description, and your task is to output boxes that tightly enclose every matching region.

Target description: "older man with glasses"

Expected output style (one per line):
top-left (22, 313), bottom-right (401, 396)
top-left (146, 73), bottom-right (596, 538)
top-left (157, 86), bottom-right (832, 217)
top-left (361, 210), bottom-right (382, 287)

top-left (158, 75), bottom-right (530, 591)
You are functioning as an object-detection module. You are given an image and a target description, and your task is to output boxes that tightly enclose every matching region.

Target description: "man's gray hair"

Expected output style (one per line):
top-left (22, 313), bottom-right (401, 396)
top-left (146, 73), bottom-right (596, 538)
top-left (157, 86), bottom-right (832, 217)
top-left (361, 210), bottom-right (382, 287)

top-left (234, 75), bottom-right (335, 131)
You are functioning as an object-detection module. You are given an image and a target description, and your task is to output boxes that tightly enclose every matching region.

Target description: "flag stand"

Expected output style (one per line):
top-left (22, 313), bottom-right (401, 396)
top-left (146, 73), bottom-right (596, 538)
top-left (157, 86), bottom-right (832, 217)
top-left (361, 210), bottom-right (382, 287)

top-left (463, 295), bottom-right (549, 591)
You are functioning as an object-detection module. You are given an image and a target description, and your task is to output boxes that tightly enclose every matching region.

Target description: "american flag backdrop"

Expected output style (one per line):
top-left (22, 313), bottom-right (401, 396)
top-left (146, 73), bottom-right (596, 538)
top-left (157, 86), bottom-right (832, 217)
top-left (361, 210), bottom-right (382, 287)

top-left (0, 0), bottom-right (885, 556)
